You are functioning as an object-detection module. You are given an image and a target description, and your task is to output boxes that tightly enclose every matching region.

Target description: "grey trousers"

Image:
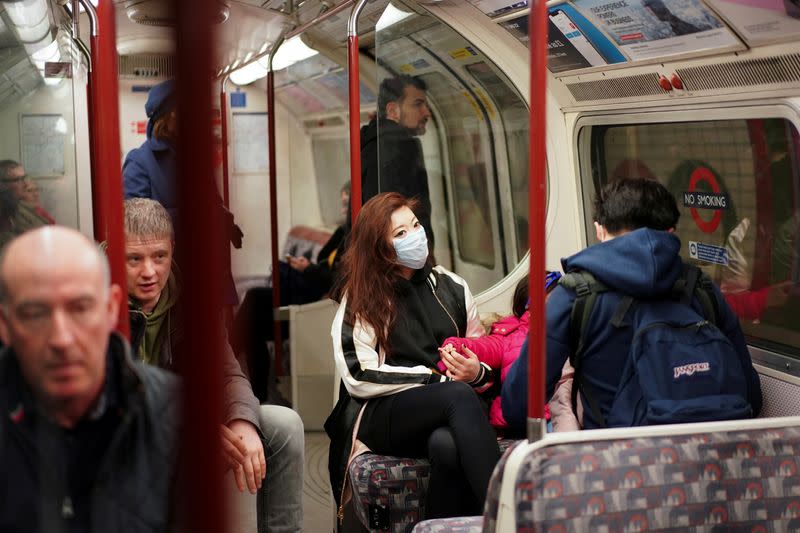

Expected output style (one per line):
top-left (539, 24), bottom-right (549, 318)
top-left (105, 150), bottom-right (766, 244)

top-left (259, 405), bottom-right (304, 532)
top-left (228, 405), bottom-right (304, 532)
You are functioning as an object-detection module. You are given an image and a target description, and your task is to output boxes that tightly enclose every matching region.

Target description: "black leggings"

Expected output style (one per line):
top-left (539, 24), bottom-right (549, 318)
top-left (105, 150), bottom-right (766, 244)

top-left (357, 381), bottom-right (501, 518)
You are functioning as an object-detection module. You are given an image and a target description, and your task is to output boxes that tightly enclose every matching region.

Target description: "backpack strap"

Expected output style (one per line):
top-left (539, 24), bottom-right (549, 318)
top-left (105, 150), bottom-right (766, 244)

top-left (696, 271), bottom-right (720, 326)
top-left (675, 263), bottom-right (720, 326)
top-left (559, 271), bottom-right (609, 428)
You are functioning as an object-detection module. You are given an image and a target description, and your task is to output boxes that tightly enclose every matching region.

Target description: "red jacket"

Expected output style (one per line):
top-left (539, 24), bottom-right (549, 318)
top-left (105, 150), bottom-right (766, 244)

top-left (439, 311), bottom-right (530, 429)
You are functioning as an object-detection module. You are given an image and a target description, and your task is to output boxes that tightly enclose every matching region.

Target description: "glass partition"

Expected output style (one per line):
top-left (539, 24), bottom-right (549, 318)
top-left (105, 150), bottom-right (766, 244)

top-left (373, 0), bottom-right (530, 293)
top-left (0, 15), bottom-right (81, 246)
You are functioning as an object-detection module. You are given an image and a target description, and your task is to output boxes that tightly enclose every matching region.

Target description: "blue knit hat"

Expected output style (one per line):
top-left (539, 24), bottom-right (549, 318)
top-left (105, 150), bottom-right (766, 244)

top-left (145, 79), bottom-right (175, 138)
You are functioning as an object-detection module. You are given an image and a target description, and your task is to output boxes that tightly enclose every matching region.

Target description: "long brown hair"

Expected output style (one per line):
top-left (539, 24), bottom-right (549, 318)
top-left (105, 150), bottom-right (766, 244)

top-left (334, 192), bottom-right (423, 352)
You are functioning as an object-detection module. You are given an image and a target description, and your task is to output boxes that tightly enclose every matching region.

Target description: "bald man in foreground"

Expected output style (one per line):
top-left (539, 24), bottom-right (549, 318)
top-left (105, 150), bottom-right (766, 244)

top-left (0, 227), bottom-right (179, 532)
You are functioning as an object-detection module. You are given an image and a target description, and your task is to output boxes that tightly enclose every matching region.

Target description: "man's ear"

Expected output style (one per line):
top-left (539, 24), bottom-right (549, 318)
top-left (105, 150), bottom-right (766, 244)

top-left (385, 101), bottom-right (399, 122)
top-left (667, 227), bottom-right (675, 234)
top-left (594, 221), bottom-right (606, 242)
top-left (107, 284), bottom-right (122, 331)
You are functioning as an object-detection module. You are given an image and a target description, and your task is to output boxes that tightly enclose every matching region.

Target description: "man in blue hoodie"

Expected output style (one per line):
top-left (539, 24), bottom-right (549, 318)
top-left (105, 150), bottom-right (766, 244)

top-left (502, 178), bottom-right (762, 430)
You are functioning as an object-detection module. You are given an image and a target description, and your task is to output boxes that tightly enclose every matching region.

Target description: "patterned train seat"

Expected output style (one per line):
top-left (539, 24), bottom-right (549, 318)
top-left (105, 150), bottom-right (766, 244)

top-left (348, 438), bottom-right (517, 533)
top-left (491, 417), bottom-right (800, 532)
top-left (410, 439), bottom-right (522, 533)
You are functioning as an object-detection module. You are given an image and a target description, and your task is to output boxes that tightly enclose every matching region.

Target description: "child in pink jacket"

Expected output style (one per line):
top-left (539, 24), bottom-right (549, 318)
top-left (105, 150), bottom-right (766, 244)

top-left (438, 273), bottom-right (559, 431)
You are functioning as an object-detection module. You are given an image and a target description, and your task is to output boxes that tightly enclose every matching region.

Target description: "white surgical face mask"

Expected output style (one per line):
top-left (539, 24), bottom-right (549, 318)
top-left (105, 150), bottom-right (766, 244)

top-left (393, 227), bottom-right (428, 269)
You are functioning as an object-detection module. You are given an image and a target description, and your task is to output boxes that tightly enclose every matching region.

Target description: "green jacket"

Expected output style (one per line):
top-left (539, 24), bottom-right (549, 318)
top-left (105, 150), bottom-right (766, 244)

top-left (128, 269), bottom-right (261, 429)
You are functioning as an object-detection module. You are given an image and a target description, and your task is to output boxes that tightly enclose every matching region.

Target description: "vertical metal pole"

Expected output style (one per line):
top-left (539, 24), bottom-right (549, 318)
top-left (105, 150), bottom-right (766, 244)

top-left (174, 0), bottom-right (226, 529)
top-left (348, 0), bottom-right (368, 223)
top-left (527, 0), bottom-right (547, 442)
top-left (267, 34), bottom-right (285, 377)
top-left (94, 0), bottom-right (129, 338)
top-left (80, 0), bottom-right (105, 242)
top-left (220, 77), bottom-right (231, 209)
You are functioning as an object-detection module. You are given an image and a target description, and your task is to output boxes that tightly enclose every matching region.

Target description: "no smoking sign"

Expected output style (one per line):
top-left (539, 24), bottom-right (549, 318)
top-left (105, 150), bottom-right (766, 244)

top-left (683, 167), bottom-right (729, 234)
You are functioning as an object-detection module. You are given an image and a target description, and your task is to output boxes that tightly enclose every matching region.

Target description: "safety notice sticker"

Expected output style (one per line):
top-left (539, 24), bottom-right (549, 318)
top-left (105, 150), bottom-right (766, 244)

top-left (688, 241), bottom-right (728, 266)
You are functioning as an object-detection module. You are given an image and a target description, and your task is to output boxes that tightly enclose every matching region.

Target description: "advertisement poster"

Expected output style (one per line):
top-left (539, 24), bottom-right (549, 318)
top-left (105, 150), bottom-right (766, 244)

top-left (547, 4), bottom-right (627, 72)
top-left (499, 14), bottom-right (530, 44)
top-left (573, 0), bottom-right (741, 60)
top-left (706, 0), bottom-right (800, 44)
top-left (547, 18), bottom-right (598, 71)
top-left (468, 0), bottom-right (527, 17)
top-left (501, 5), bottom-right (626, 72)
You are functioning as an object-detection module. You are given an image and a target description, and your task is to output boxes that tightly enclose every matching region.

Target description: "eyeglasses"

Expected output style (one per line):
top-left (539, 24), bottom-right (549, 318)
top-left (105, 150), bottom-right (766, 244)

top-left (544, 271), bottom-right (562, 292)
top-left (1, 175), bottom-right (26, 183)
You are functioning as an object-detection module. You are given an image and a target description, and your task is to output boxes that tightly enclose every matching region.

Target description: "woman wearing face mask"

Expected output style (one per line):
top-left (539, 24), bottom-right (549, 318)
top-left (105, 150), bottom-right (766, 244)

top-left (326, 192), bottom-right (501, 522)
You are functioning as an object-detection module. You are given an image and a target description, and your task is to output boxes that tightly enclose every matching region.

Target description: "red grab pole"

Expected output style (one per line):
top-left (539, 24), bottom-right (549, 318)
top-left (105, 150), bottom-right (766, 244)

top-left (527, 0), bottom-right (547, 441)
top-left (77, 0), bottom-right (105, 242)
top-left (174, 0), bottom-right (226, 529)
top-left (348, 1), bottom-right (368, 223)
top-left (94, 0), bottom-right (129, 339)
top-left (220, 78), bottom-right (231, 209)
top-left (266, 66), bottom-right (284, 376)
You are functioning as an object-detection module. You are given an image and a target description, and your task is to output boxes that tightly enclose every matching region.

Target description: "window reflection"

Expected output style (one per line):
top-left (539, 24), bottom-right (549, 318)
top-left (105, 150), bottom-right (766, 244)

top-left (589, 118), bottom-right (800, 356)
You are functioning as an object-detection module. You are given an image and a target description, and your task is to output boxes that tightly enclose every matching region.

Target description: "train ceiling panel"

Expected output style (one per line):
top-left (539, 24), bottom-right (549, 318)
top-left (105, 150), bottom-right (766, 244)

top-left (114, 0), bottom-right (285, 67)
top-left (274, 51), bottom-right (339, 87)
top-left (311, 0), bottom-right (393, 45)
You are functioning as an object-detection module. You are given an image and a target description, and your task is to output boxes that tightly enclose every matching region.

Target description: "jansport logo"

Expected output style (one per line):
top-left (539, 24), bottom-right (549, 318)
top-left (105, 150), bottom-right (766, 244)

top-left (673, 362), bottom-right (710, 379)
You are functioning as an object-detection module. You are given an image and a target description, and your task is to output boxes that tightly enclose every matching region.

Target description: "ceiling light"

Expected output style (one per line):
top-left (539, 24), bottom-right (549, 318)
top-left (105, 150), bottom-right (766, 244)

top-left (229, 60), bottom-right (268, 86)
top-left (5, 0), bottom-right (51, 45)
top-left (376, 3), bottom-right (413, 32)
top-left (271, 36), bottom-right (318, 71)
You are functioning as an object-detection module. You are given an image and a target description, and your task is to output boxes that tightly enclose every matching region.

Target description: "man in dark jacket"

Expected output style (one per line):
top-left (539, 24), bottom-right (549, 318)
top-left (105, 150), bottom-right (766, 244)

top-left (361, 75), bottom-right (434, 243)
top-left (0, 226), bottom-right (180, 532)
top-left (502, 178), bottom-right (762, 430)
top-left (123, 198), bottom-right (304, 532)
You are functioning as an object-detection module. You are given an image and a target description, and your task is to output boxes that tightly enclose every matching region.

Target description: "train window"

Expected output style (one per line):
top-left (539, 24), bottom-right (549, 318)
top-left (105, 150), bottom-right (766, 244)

top-left (419, 71), bottom-right (496, 270)
top-left (372, 1), bottom-right (530, 293)
top-left (464, 62), bottom-right (529, 260)
top-left (581, 115), bottom-right (800, 358)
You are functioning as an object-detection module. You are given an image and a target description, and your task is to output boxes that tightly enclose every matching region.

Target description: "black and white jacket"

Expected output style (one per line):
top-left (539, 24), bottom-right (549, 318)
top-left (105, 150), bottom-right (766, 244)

top-left (326, 264), bottom-right (484, 506)
top-left (331, 264), bottom-right (484, 399)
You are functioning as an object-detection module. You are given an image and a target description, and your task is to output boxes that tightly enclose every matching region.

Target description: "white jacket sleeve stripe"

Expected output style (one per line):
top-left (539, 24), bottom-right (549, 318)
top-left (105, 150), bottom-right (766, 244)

top-left (331, 297), bottom-right (443, 399)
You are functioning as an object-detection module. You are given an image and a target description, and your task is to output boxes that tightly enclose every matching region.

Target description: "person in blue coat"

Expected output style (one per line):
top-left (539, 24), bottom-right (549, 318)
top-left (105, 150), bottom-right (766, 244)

top-left (123, 80), bottom-right (243, 304)
top-left (502, 178), bottom-right (762, 431)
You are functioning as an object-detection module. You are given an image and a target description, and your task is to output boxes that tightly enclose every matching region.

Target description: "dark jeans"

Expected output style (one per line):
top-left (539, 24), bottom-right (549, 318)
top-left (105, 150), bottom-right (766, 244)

top-left (357, 381), bottom-right (501, 519)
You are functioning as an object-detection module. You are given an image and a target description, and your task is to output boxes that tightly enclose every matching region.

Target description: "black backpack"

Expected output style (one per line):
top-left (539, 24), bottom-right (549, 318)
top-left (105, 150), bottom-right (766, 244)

top-left (560, 263), bottom-right (752, 427)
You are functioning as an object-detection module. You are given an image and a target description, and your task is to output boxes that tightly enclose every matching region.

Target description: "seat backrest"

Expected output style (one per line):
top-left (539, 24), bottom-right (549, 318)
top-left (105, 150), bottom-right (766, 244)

top-left (493, 416), bottom-right (800, 532)
top-left (757, 366), bottom-right (800, 418)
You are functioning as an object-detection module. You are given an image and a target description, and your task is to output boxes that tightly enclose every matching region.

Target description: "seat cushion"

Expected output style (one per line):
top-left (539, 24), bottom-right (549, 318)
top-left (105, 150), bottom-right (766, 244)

top-left (348, 439), bottom-right (517, 533)
top-left (410, 516), bottom-right (483, 532)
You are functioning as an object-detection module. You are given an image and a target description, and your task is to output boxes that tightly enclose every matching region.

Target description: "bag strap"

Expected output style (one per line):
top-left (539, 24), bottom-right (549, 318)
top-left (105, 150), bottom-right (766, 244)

top-left (674, 263), bottom-right (719, 325)
top-left (560, 271), bottom-right (609, 428)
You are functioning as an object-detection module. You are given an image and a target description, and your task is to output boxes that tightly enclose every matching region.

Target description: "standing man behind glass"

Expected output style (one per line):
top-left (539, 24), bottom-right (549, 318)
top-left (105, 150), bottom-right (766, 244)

top-left (361, 75), bottom-right (434, 245)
